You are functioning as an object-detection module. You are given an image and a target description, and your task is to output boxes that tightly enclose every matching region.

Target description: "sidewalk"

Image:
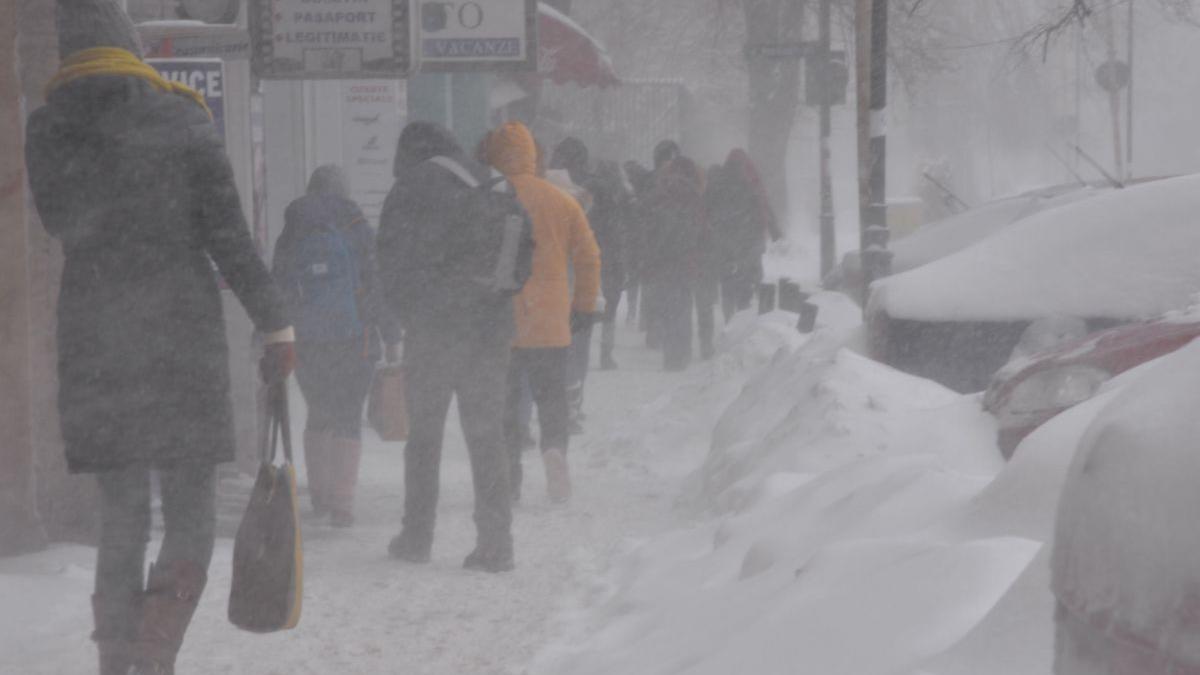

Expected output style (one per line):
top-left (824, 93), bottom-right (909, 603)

top-left (0, 319), bottom-right (687, 675)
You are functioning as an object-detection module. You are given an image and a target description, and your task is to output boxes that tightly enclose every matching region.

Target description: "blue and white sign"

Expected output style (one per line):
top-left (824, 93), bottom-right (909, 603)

top-left (148, 58), bottom-right (228, 140)
top-left (418, 0), bottom-right (537, 72)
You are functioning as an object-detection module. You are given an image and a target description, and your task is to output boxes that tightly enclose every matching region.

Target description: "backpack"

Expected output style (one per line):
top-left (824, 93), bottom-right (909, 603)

top-left (426, 155), bottom-right (534, 298)
top-left (293, 216), bottom-right (364, 343)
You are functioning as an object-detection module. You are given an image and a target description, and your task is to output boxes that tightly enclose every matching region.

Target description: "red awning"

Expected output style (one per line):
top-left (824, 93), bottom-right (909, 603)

top-left (537, 4), bottom-right (619, 88)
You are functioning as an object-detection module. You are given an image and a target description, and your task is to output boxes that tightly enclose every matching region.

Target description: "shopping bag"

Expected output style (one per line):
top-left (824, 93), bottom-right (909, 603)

top-left (228, 381), bottom-right (304, 633)
top-left (368, 364), bottom-right (409, 442)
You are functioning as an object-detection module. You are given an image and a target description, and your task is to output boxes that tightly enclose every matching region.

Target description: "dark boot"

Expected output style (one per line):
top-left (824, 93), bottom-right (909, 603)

top-left (388, 529), bottom-right (432, 563)
top-left (463, 536), bottom-right (514, 573)
top-left (93, 593), bottom-right (138, 675)
top-left (130, 560), bottom-right (206, 675)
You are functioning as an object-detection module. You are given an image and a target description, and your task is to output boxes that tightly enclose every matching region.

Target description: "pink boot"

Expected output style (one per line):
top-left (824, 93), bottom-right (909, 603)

top-left (327, 437), bottom-right (363, 528)
top-left (303, 430), bottom-right (331, 516)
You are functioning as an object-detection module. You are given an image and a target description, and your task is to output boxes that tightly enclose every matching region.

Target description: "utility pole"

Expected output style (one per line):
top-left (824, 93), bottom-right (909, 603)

top-left (857, 0), bottom-right (890, 303)
top-left (817, 0), bottom-right (835, 280)
top-left (1126, 0), bottom-right (1134, 180)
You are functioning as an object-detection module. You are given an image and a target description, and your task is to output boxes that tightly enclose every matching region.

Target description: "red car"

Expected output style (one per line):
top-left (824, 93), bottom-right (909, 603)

top-left (983, 314), bottom-right (1200, 458)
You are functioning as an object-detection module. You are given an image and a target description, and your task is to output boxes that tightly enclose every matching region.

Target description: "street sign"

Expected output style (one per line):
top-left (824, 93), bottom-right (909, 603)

top-left (805, 49), bottom-right (848, 106)
top-left (248, 0), bottom-right (412, 78)
top-left (1096, 60), bottom-right (1131, 93)
top-left (744, 41), bottom-right (817, 60)
top-left (148, 58), bottom-right (228, 138)
top-left (417, 0), bottom-right (538, 72)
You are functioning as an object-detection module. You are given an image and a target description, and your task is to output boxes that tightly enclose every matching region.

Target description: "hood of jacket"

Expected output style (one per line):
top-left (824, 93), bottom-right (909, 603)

top-left (394, 121), bottom-right (462, 176)
top-left (487, 121), bottom-right (538, 178)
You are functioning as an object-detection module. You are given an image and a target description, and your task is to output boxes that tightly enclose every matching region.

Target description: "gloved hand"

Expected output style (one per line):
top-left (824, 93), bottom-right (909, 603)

top-left (570, 311), bottom-right (596, 335)
top-left (260, 337), bottom-right (296, 384)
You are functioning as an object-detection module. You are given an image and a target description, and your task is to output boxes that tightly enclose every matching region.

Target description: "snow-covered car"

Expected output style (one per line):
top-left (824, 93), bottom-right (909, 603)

top-left (983, 313), bottom-right (1200, 458)
top-left (828, 183), bottom-right (1107, 296)
top-left (868, 174), bottom-right (1200, 393)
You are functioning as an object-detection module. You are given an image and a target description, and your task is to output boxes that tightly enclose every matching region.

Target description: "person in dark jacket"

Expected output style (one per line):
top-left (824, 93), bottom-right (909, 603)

top-left (644, 156), bottom-right (707, 371)
top-left (641, 141), bottom-right (685, 350)
top-left (273, 165), bottom-right (398, 528)
top-left (706, 149), bottom-right (782, 323)
top-left (550, 138), bottom-right (622, 433)
top-left (23, 1), bottom-right (294, 671)
top-left (377, 122), bottom-right (523, 572)
top-left (622, 160), bottom-right (654, 329)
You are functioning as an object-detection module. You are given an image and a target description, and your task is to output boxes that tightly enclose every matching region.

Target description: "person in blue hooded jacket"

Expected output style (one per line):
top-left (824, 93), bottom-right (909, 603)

top-left (273, 165), bottom-right (399, 528)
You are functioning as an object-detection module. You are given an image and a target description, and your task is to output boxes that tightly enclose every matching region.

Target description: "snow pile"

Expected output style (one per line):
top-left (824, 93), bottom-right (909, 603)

top-left (1052, 339), bottom-right (1200, 668)
top-left (533, 306), bottom-right (1069, 675)
top-left (871, 174), bottom-right (1200, 323)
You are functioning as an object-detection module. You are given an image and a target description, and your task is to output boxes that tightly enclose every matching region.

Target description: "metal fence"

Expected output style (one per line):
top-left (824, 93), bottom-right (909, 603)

top-left (533, 78), bottom-right (691, 167)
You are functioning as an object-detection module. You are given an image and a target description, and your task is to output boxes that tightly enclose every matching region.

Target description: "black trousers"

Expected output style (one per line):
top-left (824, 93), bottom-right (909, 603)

top-left (402, 329), bottom-right (512, 548)
top-left (721, 257), bottom-right (763, 323)
top-left (296, 339), bottom-right (374, 440)
top-left (658, 280), bottom-right (694, 370)
top-left (95, 464), bottom-right (216, 600)
top-left (504, 348), bottom-right (569, 494)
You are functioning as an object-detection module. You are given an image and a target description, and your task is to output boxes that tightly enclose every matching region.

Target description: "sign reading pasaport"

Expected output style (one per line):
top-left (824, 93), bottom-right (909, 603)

top-left (417, 0), bottom-right (537, 72)
top-left (249, 0), bottom-right (411, 78)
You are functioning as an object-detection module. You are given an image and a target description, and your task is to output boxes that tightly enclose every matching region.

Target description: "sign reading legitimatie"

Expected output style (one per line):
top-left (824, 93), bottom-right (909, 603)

top-left (417, 0), bottom-right (537, 72)
top-left (250, 0), bottom-right (411, 78)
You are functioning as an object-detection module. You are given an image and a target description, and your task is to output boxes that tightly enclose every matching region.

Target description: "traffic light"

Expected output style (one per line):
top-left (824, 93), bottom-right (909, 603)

top-left (806, 51), bottom-right (849, 107)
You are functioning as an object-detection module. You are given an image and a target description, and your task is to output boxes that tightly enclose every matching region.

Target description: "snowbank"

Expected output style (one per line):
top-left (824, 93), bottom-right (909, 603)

top-left (871, 174), bottom-right (1200, 323)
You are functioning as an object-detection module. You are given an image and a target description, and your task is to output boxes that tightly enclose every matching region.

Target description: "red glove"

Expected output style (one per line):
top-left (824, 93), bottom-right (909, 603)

top-left (260, 341), bottom-right (296, 384)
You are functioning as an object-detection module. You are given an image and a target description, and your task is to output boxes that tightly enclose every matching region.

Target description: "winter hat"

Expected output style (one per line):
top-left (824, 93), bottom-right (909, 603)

top-left (395, 121), bottom-right (461, 174)
top-left (307, 165), bottom-right (350, 199)
top-left (550, 137), bottom-right (589, 179)
top-left (653, 140), bottom-right (681, 170)
top-left (56, 0), bottom-right (144, 60)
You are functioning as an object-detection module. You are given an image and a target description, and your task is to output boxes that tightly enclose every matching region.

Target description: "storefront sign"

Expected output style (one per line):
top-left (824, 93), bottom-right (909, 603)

top-left (249, 0), bottom-right (412, 78)
top-left (148, 58), bottom-right (228, 138)
top-left (341, 81), bottom-right (404, 224)
top-left (417, 0), bottom-right (537, 72)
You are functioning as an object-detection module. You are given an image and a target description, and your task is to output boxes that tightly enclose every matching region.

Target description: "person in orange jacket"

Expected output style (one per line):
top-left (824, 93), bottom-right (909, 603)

top-left (485, 122), bottom-right (601, 503)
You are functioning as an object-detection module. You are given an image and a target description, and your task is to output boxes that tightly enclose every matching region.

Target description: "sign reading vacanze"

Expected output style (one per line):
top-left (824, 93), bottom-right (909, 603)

top-left (249, 0), bottom-right (412, 78)
top-left (417, 0), bottom-right (537, 72)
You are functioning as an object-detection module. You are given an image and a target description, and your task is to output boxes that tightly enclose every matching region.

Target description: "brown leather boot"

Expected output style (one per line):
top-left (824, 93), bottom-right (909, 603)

top-left (542, 448), bottom-right (571, 504)
top-left (303, 429), bottom-right (331, 516)
top-left (93, 593), bottom-right (138, 675)
top-left (327, 437), bottom-right (362, 528)
top-left (130, 560), bottom-right (207, 675)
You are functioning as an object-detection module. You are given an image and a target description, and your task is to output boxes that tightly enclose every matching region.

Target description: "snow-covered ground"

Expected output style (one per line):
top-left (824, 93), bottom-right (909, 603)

top-left (0, 277), bottom-right (1165, 675)
top-left (0, 319), bottom-right (713, 675)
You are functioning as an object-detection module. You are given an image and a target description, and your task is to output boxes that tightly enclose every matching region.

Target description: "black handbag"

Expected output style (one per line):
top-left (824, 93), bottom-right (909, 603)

top-left (228, 382), bottom-right (304, 633)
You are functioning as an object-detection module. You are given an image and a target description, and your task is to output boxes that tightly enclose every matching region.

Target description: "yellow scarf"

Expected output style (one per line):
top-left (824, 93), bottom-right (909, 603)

top-left (45, 47), bottom-right (211, 118)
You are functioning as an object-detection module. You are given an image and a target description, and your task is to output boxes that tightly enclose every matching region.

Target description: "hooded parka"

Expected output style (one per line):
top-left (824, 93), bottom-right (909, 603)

top-left (25, 67), bottom-right (289, 473)
top-left (486, 122), bottom-right (601, 349)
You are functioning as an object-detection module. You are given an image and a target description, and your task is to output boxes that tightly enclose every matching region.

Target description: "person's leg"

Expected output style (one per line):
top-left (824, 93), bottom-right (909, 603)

top-left (601, 290), bottom-right (619, 369)
top-left (454, 337), bottom-right (514, 571)
top-left (625, 282), bottom-right (639, 326)
top-left (295, 344), bottom-right (334, 515)
top-left (644, 281), bottom-right (662, 348)
top-left (695, 279), bottom-right (716, 360)
top-left (662, 281), bottom-right (693, 371)
top-left (324, 341), bottom-right (374, 527)
top-left (131, 463), bottom-right (216, 673)
top-left (503, 350), bottom-right (529, 502)
top-left (390, 335), bottom-right (454, 561)
top-left (527, 348), bottom-right (571, 502)
top-left (720, 274), bottom-right (737, 323)
top-left (94, 467), bottom-right (152, 675)
top-left (565, 321), bottom-right (593, 433)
